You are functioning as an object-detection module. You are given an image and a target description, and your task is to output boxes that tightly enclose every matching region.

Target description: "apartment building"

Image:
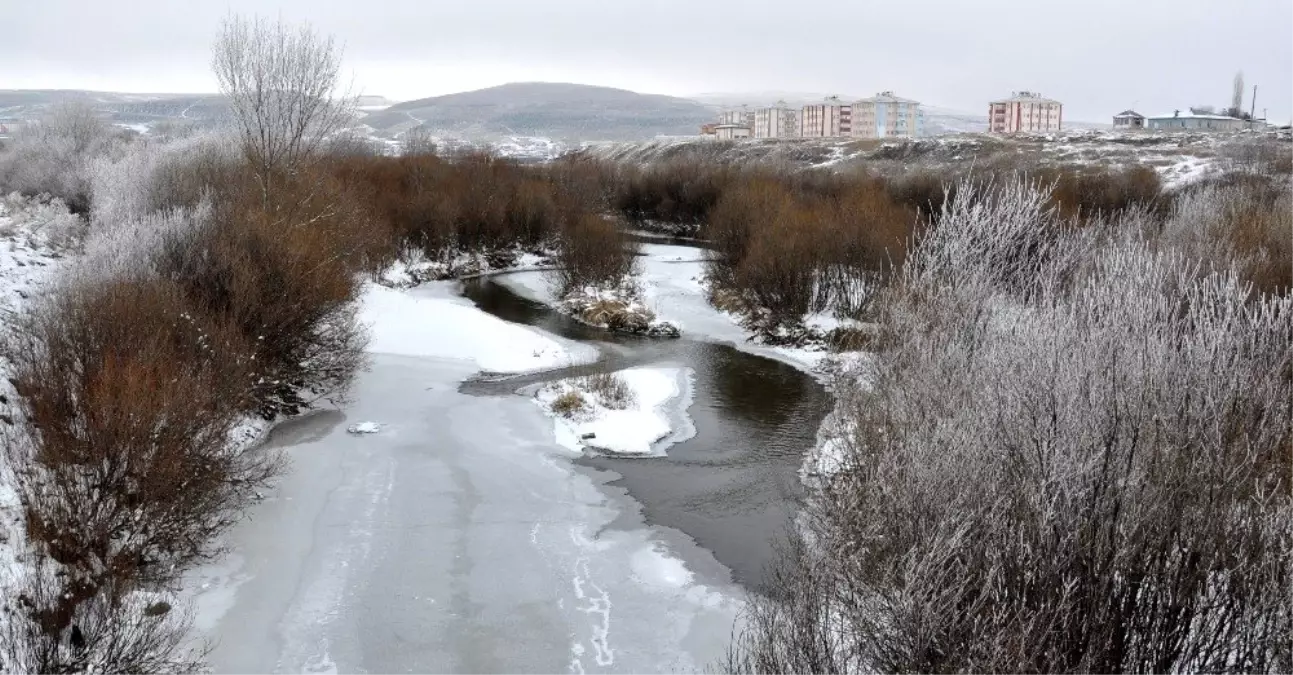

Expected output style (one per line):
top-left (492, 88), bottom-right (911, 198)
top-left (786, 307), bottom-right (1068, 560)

top-left (988, 91), bottom-right (1063, 133)
top-left (850, 91), bottom-right (924, 138)
top-left (717, 109), bottom-right (756, 128)
top-left (753, 103), bottom-right (799, 138)
top-left (800, 97), bottom-right (851, 138)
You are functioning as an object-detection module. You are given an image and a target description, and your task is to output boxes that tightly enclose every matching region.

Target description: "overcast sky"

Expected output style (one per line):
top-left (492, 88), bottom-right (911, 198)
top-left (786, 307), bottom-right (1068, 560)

top-left (5, 0), bottom-right (1291, 122)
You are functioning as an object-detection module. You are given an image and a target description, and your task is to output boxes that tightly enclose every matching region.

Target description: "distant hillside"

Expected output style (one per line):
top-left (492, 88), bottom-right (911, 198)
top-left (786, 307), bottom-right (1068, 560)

top-left (363, 82), bottom-right (715, 141)
top-left (0, 90), bottom-right (230, 128)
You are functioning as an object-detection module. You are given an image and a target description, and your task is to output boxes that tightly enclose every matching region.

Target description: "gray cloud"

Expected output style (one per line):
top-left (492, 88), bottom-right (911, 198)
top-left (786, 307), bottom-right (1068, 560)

top-left (5, 0), bottom-right (1291, 122)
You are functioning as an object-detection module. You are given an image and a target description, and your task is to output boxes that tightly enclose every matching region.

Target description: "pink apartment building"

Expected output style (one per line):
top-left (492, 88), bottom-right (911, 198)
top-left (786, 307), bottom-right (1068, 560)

top-left (988, 91), bottom-right (1063, 133)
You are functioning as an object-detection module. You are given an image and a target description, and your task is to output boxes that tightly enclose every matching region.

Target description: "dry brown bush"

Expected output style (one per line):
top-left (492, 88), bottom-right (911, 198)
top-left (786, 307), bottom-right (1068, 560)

top-left (144, 142), bottom-right (243, 215)
top-left (329, 153), bottom-right (569, 260)
top-left (706, 175), bottom-right (914, 326)
top-left (2, 278), bottom-right (278, 639)
top-left (552, 214), bottom-right (636, 296)
top-left (615, 159), bottom-right (737, 225)
top-left (153, 168), bottom-right (375, 417)
top-left (579, 372), bottom-right (635, 410)
top-left (1205, 177), bottom-right (1292, 294)
top-left (550, 390), bottom-right (586, 418)
top-left (1042, 164), bottom-right (1164, 220)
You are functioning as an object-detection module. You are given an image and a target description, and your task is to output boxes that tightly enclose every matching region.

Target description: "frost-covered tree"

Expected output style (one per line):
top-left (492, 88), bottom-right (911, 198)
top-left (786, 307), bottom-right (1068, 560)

top-left (212, 14), bottom-right (354, 196)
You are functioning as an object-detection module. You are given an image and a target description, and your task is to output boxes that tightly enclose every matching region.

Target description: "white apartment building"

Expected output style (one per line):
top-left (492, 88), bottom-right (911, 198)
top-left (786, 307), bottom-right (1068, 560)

top-left (800, 97), bottom-right (851, 137)
top-left (717, 109), bottom-right (756, 128)
top-left (988, 91), bottom-right (1063, 133)
top-left (850, 91), bottom-right (924, 138)
top-left (753, 103), bottom-right (799, 138)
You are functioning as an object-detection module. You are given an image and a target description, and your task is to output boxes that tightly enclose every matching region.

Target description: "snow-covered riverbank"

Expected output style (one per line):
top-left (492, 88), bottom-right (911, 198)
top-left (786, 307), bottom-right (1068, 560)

top-left (0, 194), bottom-right (83, 633)
top-left (495, 244), bottom-right (844, 375)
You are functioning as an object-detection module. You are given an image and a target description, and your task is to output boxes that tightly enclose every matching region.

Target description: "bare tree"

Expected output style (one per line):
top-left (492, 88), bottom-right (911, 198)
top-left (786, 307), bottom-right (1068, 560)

top-left (211, 14), bottom-right (354, 196)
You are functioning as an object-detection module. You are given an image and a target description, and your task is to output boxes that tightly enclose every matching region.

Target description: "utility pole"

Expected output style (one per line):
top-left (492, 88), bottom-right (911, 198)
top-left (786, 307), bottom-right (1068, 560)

top-left (1249, 85), bottom-right (1257, 121)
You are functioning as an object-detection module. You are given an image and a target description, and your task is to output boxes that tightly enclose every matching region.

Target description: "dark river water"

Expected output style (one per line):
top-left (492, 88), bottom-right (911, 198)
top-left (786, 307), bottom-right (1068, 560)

top-left (457, 274), bottom-right (832, 592)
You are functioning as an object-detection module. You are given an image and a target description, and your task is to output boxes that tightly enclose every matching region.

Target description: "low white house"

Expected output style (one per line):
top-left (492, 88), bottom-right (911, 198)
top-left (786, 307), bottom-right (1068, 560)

top-left (713, 123), bottom-right (751, 140)
top-left (1146, 111), bottom-right (1249, 131)
top-left (1112, 110), bottom-right (1145, 130)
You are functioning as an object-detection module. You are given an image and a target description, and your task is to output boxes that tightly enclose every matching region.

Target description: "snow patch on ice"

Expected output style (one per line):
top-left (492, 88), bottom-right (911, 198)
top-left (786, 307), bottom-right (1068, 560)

top-left (347, 421), bottom-right (381, 434)
top-left (536, 367), bottom-right (692, 456)
top-left (359, 282), bottom-right (591, 373)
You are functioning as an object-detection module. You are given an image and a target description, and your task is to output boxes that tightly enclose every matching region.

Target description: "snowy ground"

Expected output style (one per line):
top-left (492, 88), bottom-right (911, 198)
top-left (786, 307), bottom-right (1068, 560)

top-left (0, 194), bottom-right (83, 635)
top-left (380, 248), bottom-right (552, 288)
top-left (535, 367), bottom-right (696, 456)
top-left (187, 269), bottom-right (739, 673)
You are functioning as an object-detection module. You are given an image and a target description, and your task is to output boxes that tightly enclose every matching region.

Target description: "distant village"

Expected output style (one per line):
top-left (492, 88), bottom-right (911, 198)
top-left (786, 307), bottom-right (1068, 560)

top-left (704, 84), bottom-right (1277, 140)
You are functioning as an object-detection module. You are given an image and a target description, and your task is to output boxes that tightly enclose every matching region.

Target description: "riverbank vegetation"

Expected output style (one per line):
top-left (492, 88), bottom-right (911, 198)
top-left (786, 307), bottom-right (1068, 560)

top-left (548, 153), bottom-right (1181, 339)
top-left (2, 16), bottom-right (1288, 671)
top-left (723, 166), bottom-right (1292, 672)
top-left (0, 16), bottom-right (375, 669)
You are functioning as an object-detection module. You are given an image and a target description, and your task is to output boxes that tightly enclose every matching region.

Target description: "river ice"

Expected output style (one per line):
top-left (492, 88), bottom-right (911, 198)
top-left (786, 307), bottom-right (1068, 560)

top-left (186, 279), bottom-right (739, 673)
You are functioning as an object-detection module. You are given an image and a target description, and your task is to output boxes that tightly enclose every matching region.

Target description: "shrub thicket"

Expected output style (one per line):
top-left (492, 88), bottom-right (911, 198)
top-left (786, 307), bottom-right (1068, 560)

top-left (329, 153), bottom-right (571, 261)
top-left (153, 168), bottom-right (380, 417)
top-left (552, 214), bottom-right (637, 296)
top-left (2, 278), bottom-right (278, 669)
top-left (706, 175), bottom-right (915, 325)
top-left (0, 103), bottom-right (123, 214)
top-left (726, 176), bottom-right (1293, 674)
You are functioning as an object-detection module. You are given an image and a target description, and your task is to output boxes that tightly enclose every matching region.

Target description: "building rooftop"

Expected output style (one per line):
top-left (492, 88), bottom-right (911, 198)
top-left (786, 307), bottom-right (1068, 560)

top-left (992, 91), bottom-right (1061, 104)
top-left (1114, 110), bottom-right (1144, 118)
top-left (1146, 111), bottom-right (1244, 121)
top-left (855, 91), bottom-right (920, 104)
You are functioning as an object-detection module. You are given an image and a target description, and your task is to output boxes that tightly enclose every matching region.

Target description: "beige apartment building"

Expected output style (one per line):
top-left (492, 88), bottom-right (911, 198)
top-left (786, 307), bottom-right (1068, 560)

top-left (989, 91), bottom-right (1063, 132)
top-left (753, 103), bottom-right (799, 138)
top-left (850, 91), bottom-right (924, 138)
top-left (800, 97), bottom-right (851, 137)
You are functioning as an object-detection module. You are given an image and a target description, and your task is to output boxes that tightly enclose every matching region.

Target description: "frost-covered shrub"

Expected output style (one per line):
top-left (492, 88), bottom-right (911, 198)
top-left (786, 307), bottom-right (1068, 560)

top-left (87, 131), bottom-right (238, 231)
top-left (0, 103), bottom-right (123, 214)
top-left (0, 192), bottom-right (87, 252)
top-left (730, 178), bottom-right (1293, 674)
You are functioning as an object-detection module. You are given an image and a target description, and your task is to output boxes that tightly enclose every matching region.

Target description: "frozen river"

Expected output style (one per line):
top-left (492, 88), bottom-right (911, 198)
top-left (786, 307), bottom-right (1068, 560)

top-left (191, 355), bottom-right (739, 673)
top-left (187, 243), bottom-right (830, 673)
